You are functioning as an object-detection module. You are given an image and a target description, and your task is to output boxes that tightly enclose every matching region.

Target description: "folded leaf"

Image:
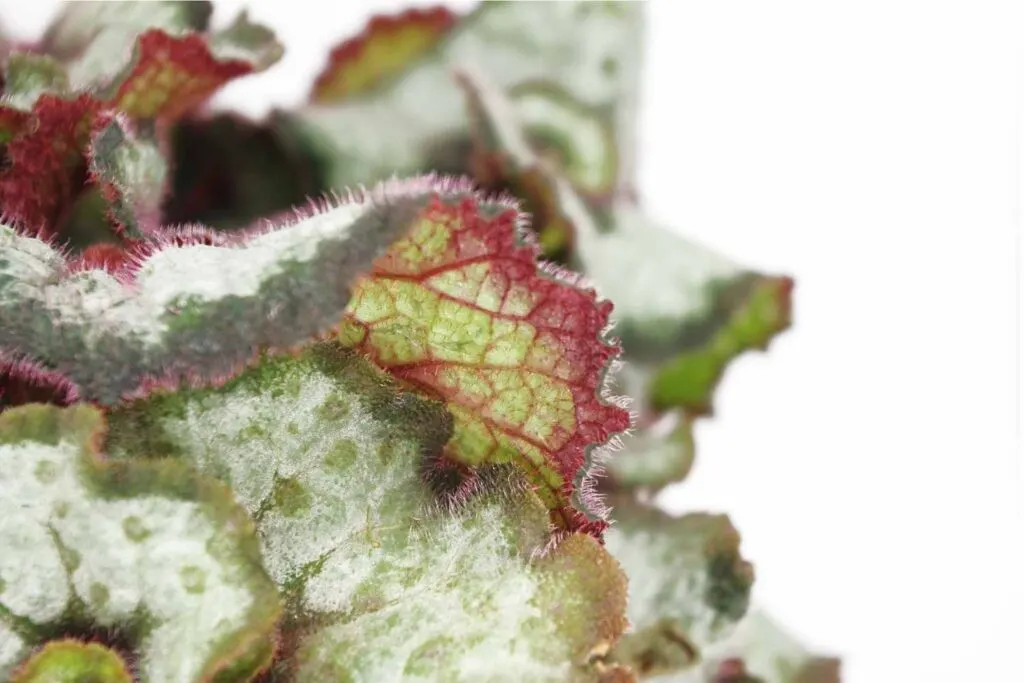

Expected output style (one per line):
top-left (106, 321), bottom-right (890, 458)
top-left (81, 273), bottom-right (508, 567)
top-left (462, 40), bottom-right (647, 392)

top-left (105, 342), bottom-right (630, 682)
top-left (336, 187), bottom-right (630, 537)
top-left (603, 502), bottom-right (754, 680)
top-left (286, 1), bottom-right (643, 194)
top-left (0, 177), bottom-right (453, 405)
top-left (0, 403), bottom-right (280, 682)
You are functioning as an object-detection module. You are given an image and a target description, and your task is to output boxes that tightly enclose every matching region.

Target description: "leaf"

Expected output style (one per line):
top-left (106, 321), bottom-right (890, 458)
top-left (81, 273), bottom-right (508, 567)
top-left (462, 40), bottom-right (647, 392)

top-left (1, 53), bottom-right (70, 111)
top-left (666, 610), bottom-right (841, 683)
top-left (10, 640), bottom-right (131, 683)
top-left (458, 68), bottom-right (794, 426)
top-left (39, 1), bottom-right (213, 62)
top-left (0, 93), bottom-right (109, 239)
top-left (0, 403), bottom-right (280, 682)
top-left (310, 6), bottom-right (458, 103)
top-left (284, 1), bottom-right (644, 194)
top-left (0, 176), bottom-right (457, 405)
top-left (603, 410), bottom-right (695, 493)
top-left (102, 14), bottom-right (282, 122)
top-left (603, 502), bottom-right (755, 680)
top-left (87, 114), bottom-right (168, 237)
top-left (335, 189), bottom-right (631, 538)
top-left (104, 342), bottom-right (630, 682)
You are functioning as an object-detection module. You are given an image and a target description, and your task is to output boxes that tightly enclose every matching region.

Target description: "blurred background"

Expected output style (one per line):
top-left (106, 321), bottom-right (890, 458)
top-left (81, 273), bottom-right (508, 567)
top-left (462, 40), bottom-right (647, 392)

top-left (1, 1), bottom-right (1020, 681)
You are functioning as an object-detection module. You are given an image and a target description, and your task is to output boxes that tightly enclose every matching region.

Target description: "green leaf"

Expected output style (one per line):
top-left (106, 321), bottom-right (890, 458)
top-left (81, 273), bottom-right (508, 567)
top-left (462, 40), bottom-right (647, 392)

top-left (105, 342), bottom-right (631, 682)
top-left (11, 640), bottom-right (131, 683)
top-left (0, 53), bottom-right (69, 111)
top-left (285, 1), bottom-right (644, 194)
top-left (603, 502), bottom-right (754, 680)
top-left (0, 177), bottom-right (452, 405)
top-left (0, 403), bottom-right (280, 682)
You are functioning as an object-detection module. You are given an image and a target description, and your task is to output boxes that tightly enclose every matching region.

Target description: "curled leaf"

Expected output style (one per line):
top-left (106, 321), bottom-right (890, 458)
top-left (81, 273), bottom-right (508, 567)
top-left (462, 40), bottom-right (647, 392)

top-left (0, 403), bottom-right (281, 681)
top-left (105, 342), bottom-right (630, 682)
top-left (105, 14), bottom-right (282, 122)
top-left (337, 189), bottom-right (631, 537)
top-left (0, 177), bottom-right (456, 405)
top-left (310, 6), bottom-right (458, 103)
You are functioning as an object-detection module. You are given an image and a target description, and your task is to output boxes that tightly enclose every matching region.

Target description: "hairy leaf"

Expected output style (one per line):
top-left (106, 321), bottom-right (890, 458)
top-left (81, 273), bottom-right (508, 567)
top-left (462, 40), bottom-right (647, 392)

top-left (603, 502), bottom-right (754, 680)
top-left (0, 403), bottom-right (280, 682)
top-left (285, 1), bottom-right (643, 194)
top-left (0, 94), bottom-right (108, 238)
top-left (604, 410), bottom-right (695, 493)
top-left (335, 189), bottom-right (630, 537)
top-left (104, 343), bottom-right (630, 682)
top-left (0, 177), bottom-right (465, 405)
top-left (1, 53), bottom-right (70, 111)
top-left (310, 6), bottom-right (458, 103)
top-left (458, 68), bottom-right (794, 425)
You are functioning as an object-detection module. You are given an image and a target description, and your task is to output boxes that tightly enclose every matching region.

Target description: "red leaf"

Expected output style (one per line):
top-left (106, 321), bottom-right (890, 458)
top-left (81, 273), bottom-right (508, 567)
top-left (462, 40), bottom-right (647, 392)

top-left (310, 6), bottom-right (458, 103)
top-left (112, 30), bottom-right (252, 121)
top-left (339, 194), bottom-right (630, 538)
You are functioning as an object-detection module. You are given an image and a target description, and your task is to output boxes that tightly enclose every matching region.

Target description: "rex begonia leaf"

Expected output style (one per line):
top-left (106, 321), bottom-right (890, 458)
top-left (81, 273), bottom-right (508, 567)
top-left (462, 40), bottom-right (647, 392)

top-left (457, 67), bottom-right (793, 430)
top-left (602, 502), bottom-right (754, 681)
top-left (334, 186), bottom-right (631, 538)
top-left (104, 342), bottom-right (631, 682)
top-left (0, 93), bottom-right (108, 239)
top-left (0, 177), bottom-right (461, 405)
top-left (310, 6), bottom-right (458, 104)
top-left (98, 13), bottom-right (282, 122)
top-left (285, 1), bottom-right (643, 195)
top-left (664, 610), bottom-right (841, 683)
top-left (87, 113), bottom-right (168, 238)
top-left (0, 403), bottom-right (280, 682)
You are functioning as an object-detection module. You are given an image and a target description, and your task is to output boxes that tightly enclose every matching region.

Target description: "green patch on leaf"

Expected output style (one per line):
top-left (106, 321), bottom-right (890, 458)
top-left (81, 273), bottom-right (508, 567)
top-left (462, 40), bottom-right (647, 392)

top-left (1, 53), bottom-right (69, 111)
top-left (105, 342), bottom-right (630, 682)
top-left (11, 639), bottom-right (131, 683)
top-left (0, 404), bottom-right (280, 681)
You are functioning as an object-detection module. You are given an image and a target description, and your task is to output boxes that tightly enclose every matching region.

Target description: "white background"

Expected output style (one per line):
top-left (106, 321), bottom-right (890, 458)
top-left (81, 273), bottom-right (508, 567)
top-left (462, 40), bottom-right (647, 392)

top-left (1, 1), bottom-right (1021, 682)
